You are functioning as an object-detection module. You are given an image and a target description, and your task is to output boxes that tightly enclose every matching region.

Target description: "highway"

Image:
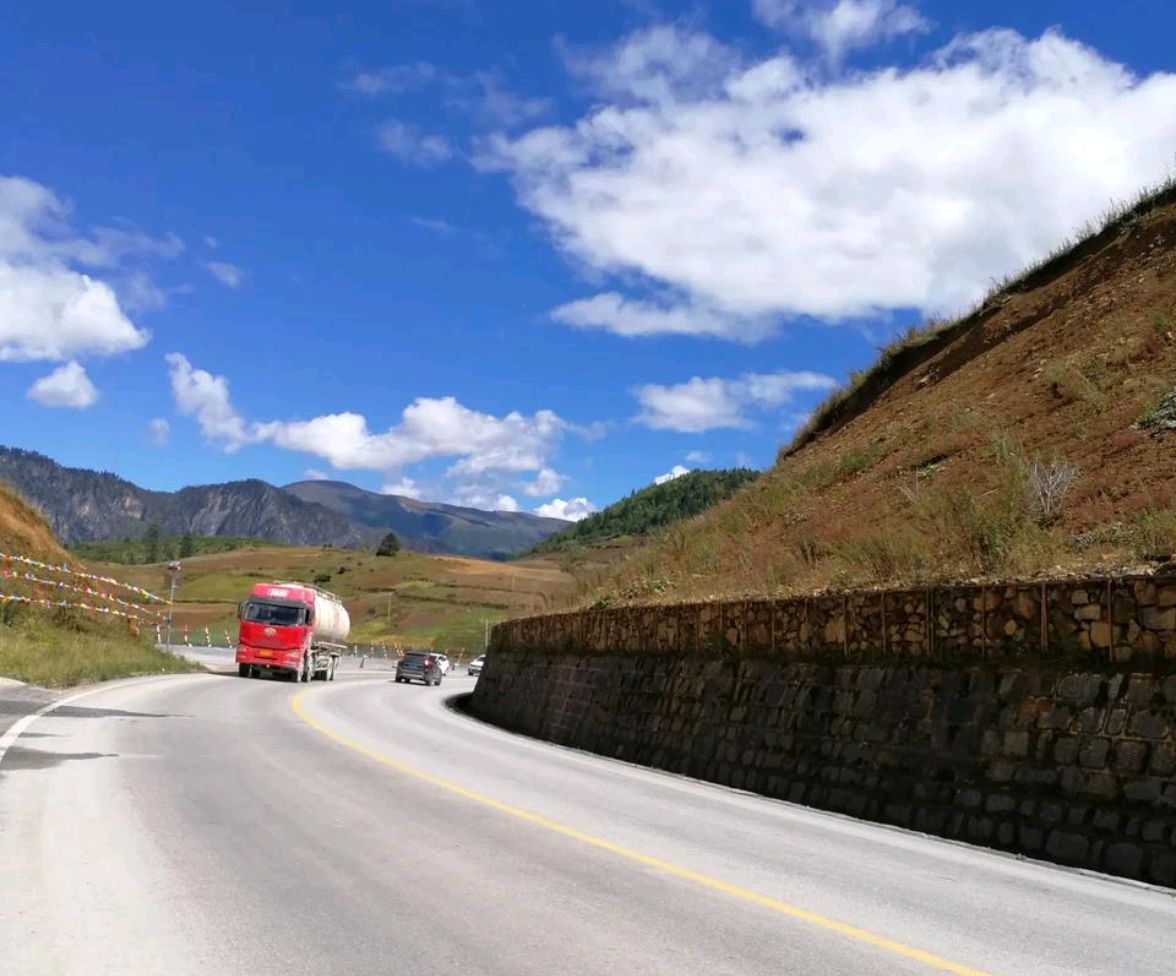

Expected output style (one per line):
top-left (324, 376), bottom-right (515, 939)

top-left (1, 663), bottom-right (1173, 976)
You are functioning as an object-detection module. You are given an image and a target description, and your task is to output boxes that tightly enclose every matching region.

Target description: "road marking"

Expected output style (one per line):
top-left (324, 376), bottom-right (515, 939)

top-left (0, 676), bottom-right (169, 769)
top-left (291, 689), bottom-right (994, 976)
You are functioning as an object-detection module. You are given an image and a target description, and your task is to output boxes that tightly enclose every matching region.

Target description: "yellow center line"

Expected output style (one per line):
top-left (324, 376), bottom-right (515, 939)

top-left (290, 688), bottom-right (994, 976)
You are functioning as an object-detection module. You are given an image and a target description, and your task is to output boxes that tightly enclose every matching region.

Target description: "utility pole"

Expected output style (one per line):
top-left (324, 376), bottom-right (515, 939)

top-left (484, 617), bottom-right (490, 651)
top-left (165, 561), bottom-right (181, 648)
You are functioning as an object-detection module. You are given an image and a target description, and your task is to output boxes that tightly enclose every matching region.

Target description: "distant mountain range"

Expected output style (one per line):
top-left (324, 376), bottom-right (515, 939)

top-left (0, 447), bottom-right (567, 560)
top-left (283, 480), bottom-right (567, 558)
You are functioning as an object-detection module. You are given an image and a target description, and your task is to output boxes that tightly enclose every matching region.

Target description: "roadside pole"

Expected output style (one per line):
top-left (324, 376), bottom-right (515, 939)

top-left (164, 561), bottom-right (181, 648)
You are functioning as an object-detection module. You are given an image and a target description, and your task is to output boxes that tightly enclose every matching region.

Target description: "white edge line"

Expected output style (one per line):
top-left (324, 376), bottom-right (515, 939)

top-left (0, 673), bottom-right (208, 770)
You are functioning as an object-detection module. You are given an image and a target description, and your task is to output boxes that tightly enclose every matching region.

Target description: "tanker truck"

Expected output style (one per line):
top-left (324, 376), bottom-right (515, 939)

top-left (235, 581), bottom-right (350, 682)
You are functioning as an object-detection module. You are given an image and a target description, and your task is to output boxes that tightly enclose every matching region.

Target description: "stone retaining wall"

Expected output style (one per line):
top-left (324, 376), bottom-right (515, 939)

top-left (470, 574), bottom-right (1176, 885)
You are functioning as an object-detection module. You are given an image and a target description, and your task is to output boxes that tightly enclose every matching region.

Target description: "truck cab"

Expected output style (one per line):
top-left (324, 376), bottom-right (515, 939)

top-left (236, 583), bottom-right (316, 681)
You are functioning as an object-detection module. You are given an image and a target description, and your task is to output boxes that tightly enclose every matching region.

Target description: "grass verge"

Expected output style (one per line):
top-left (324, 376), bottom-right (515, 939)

top-left (0, 610), bottom-right (199, 688)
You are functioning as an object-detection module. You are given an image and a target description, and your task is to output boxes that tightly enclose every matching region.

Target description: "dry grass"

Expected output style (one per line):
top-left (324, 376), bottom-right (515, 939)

top-left (787, 174), bottom-right (1176, 455)
top-left (0, 484), bottom-right (68, 561)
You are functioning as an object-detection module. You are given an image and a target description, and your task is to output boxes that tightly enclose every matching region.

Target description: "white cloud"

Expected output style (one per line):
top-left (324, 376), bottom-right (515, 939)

top-left (535, 497), bottom-right (596, 521)
top-left (495, 494), bottom-right (521, 512)
top-left (654, 464), bottom-right (691, 485)
top-left (560, 25), bottom-right (742, 106)
top-left (166, 353), bottom-right (253, 451)
top-left (684, 450), bottom-right (710, 463)
top-left (633, 370), bottom-right (836, 433)
top-left (26, 361), bottom-right (99, 409)
top-left (487, 27), bottom-right (1176, 340)
top-left (377, 121), bottom-right (453, 165)
top-left (205, 235), bottom-right (219, 249)
top-left (551, 293), bottom-right (769, 341)
top-left (148, 418), bottom-right (170, 446)
top-left (754, 0), bottom-right (930, 60)
top-left (382, 477), bottom-right (423, 499)
top-left (207, 261), bottom-right (245, 288)
top-left (0, 176), bottom-right (159, 362)
top-left (166, 355), bottom-right (578, 487)
top-left (521, 466), bottom-right (566, 497)
top-left (304, 468), bottom-right (329, 481)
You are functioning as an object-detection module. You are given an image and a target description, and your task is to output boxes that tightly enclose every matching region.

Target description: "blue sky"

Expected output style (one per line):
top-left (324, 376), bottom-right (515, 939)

top-left (2, 1), bottom-right (1175, 520)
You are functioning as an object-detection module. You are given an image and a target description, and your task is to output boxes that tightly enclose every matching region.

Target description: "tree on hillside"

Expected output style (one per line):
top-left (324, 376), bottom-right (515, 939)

top-left (376, 531), bottom-right (401, 557)
top-left (144, 521), bottom-right (162, 563)
top-left (179, 532), bottom-right (195, 558)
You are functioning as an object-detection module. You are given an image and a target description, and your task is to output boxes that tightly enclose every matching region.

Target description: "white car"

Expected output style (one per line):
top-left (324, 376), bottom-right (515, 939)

top-left (468, 655), bottom-right (485, 676)
top-left (432, 653), bottom-right (451, 675)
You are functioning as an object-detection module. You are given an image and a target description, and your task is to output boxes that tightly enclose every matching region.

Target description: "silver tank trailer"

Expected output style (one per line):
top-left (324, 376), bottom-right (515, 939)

top-left (277, 582), bottom-right (350, 645)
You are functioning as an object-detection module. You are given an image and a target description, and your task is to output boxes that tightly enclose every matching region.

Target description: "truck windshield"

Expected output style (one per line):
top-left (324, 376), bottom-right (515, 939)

top-left (243, 601), bottom-right (306, 626)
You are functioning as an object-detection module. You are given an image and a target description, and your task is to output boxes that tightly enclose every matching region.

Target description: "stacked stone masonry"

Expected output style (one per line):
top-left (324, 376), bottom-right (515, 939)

top-left (471, 574), bottom-right (1176, 886)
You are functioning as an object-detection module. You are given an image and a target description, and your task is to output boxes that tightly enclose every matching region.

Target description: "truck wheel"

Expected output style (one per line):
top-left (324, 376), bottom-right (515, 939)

top-left (238, 664), bottom-right (249, 678)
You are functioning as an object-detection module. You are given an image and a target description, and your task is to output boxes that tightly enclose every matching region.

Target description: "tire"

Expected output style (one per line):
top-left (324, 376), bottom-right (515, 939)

top-left (238, 663), bottom-right (249, 678)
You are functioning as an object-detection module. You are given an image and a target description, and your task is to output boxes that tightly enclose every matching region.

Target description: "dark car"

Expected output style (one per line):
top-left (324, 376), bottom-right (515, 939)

top-left (395, 651), bottom-right (444, 686)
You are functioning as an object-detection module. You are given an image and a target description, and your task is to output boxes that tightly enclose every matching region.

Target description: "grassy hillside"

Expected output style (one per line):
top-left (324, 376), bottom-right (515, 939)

top-left (72, 535), bottom-right (270, 564)
top-left (99, 545), bottom-right (575, 655)
top-left (528, 469), bottom-right (759, 555)
top-left (0, 485), bottom-right (196, 686)
top-left (575, 180), bottom-right (1176, 607)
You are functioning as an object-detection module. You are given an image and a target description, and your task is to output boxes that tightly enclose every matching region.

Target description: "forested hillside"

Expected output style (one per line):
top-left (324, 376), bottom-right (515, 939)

top-left (528, 469), bottom-right (758, 554)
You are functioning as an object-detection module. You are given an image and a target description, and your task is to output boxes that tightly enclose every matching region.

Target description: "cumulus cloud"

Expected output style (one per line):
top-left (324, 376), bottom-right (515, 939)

top-left (148, 418), bottom-right (170, 445)
top-left (377, 121), bottom-right (453, 166)
top-left (207, 261), bottom-right (245, 288)
top-left (0, 175), bottom-right (164, 362)
top-left (166, 355), bottom-right (578, 493)
top-left (26, 361), bottom-right (99, 409)
top-left (535, 497), bottom-right (596, 521)
top-left (166, 353), bottom-right (253, 451)
top-left (486, 27), bottom-right (1176, 340)
top-left (633, 370), bottom-right (836, 433)
top-left (521, 467), bottom-right (566, 497)
top-left (495, 494), bottom-right (521, 512)
top-left (654, 464), bottom-right (691, 485)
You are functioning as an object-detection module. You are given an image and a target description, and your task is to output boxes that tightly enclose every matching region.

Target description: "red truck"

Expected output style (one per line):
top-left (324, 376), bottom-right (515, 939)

top-left (235, 581), bottom-right (349, 682)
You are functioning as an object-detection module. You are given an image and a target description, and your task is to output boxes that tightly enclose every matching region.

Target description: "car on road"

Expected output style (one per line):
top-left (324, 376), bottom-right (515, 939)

top-left (468, 655), bottom-right (485, 676)
top-left (433, 652), bottom-right (451, 675)
top-left (395, 651), bottom-right (444, 686)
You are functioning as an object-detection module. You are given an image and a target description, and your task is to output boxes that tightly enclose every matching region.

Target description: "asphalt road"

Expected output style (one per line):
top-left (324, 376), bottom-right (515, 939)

top-left (1, 665), bottom-right (1173, 976)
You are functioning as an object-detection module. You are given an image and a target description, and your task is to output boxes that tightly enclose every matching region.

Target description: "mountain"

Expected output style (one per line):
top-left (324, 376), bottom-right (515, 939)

top-left (580, 179), bottom-right (1176, 606)
top-left (283, 480), bottom-right (568, 560)
top-left (0, 448), bottom-right (568, 559)
top-left (0, 448), bottom-right (369, 547)
top-left (526, 468), bottom-right (760, 554)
